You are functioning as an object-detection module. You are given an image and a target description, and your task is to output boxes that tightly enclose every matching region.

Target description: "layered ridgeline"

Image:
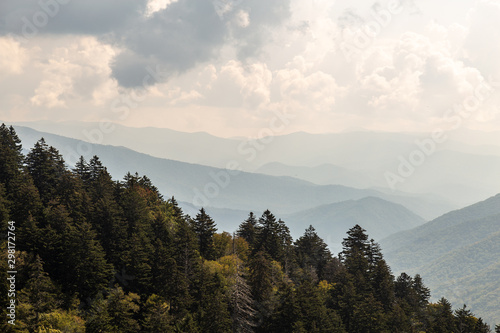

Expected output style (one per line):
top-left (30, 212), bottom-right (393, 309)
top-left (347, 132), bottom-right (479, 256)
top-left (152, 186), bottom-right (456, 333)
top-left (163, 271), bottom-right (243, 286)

top-left (0, 124), bottom-right (497, 332)
top-left (381, 194), bottom-right (500, 325)
top-left (12, 125), bottom-right (437, 245)
top-left (9, 120), bottom-right (500, 208)
top-left (283, 197), bottom-right (425, 254)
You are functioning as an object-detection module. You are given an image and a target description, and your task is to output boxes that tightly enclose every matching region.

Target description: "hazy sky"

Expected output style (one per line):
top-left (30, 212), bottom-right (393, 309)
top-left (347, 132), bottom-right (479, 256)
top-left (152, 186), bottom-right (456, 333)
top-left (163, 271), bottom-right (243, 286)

top-left (1, 0), bottom-right (500, 137)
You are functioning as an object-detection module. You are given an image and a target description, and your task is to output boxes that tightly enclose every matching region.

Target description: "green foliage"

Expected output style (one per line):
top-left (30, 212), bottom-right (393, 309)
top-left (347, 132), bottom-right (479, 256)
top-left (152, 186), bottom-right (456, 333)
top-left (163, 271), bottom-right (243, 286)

top-left (141, 294), bottom-right (175, 332)
top-left (36, 309), bottom-right (86, 333)
top-left (1, 126), bottom-right (494, 333)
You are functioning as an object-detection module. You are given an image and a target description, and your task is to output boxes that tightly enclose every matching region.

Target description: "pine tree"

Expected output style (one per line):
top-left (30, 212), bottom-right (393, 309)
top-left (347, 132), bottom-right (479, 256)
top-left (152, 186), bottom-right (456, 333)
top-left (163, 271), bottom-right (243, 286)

top-left (254, 210), bottom-right (293, 269)
top-left (25, 138), bottom-right (66, 204)
top-left (237, 212), bottom-right (258, 248)
top-left (339, 225), bottom-right (371, 294)
top-left (86, 159), bottom-right (128, 266)
top-left (294, 279), bottom-right (345, 332)
top-left (86, 286), bottom-right (141, 333)
top-left (0, 124), bottom-right (23, 191)
top-left (197, 266), bottom-right (232, 333)
top-left (412, 274), bottom-right (431, 308)
top-left (141, 294), bottom-right (175, 332)
top-left (62, 221), bottom-right (114, 302)
top-left (17, 255), bottom-right (63, 330)
top-left (266, 283), bottom-right (299, 333)
top-left (248, 251), bottom-right (274, 322)
top-left (0, 126), bottom-right (43, 227)
top-left (73, 156), bottom-right (91, 184)
top-left (107, 287), bottom-right (141, 332)
top-left (294, 225), bottom-right (332, 281)
top-left (192, 208), bottom-right (217, 260)
top-left (454, 305), bottom-right (490, 333)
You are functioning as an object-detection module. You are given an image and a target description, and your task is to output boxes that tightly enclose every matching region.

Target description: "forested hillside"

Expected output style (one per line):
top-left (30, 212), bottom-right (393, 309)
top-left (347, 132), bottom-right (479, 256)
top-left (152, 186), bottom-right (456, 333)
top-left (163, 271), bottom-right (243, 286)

top-left (0, 124), bottom-right (497, 332)
top-left (381, 196), bottom-right (500, 325)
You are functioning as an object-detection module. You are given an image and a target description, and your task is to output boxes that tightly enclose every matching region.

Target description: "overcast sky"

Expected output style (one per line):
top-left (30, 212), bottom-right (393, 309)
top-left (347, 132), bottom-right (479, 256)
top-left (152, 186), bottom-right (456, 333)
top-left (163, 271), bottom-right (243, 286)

top-left (1, 0), bottom-right (500, 137)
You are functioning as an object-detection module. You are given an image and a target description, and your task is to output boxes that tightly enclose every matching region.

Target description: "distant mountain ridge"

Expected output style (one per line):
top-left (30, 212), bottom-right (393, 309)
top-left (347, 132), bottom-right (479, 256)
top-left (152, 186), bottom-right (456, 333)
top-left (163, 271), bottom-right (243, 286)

top-left (11, 124), bottom-right (436, 242)
top-left (284, 196), bottom-right (425, 253)
top-left (380, 194), bottom-right (500, 325)
top-left (7, 120), bottom-right (500, 207)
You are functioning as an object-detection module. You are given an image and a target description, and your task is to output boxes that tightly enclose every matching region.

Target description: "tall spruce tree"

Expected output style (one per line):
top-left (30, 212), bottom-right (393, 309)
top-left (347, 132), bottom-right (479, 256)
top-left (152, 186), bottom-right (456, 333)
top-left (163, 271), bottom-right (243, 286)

top-left (294, 225), bottom-right (332, 281)
top-left (25, 139), bottom-right (66, 205)
top-left (237, 212), bottom-right (258, 249)
top-left (192, 208), bottom-right (217, 261)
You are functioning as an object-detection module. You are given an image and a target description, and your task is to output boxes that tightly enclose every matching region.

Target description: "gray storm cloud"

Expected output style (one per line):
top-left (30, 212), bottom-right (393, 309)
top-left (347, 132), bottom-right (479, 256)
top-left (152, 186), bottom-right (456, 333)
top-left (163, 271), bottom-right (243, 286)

top-left (0, 0), bottom-right (291, 87)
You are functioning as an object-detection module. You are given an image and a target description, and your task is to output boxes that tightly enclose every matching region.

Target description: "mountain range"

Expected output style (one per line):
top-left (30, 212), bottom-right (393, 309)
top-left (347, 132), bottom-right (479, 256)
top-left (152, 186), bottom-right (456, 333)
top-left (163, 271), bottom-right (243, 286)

top-left (8, 120), bottom-right (500, 207)
top-left (12, 124), bottom-right (437, 247)
top-left (381, 194), bottom-right (500, 325)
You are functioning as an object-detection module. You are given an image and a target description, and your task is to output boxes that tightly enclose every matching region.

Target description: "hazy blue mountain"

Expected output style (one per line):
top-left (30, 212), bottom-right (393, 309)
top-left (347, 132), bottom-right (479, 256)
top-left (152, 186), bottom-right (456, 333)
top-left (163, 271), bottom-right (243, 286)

top-left (13, 125), bottom-right (459, 220)
top-left (12, 125), bottom-right (441, 227)
top-left (255, 162), bottom-right (372, 188)
top-left (380, 194), bottom-right (500, 325)
top-left (9, 120), bottom-right (500, 208)
top-left (284, 196), bottom-right (425, 254)
top-left (10, 120), bottom-right (241, 168)
top-left (381, 193), bottom-right (500, 263)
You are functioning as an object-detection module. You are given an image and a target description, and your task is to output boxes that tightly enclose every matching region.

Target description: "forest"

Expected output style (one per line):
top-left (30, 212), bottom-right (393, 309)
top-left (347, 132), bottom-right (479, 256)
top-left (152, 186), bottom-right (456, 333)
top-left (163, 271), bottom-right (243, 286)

top-left (0, 123), bottom-right (498, 333)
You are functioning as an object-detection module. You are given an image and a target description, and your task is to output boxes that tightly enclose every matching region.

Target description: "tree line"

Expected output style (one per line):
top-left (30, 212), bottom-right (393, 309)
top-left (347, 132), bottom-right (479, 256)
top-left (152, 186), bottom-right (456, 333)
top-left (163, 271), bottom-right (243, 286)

top-left (0, 124), bottom-right (498, 332)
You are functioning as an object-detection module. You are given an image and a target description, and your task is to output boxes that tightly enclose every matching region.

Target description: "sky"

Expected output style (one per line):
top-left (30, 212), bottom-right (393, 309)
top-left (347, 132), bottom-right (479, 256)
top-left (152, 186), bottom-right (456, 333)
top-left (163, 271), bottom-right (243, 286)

top-left (1, 0), bottom-right (500, 138)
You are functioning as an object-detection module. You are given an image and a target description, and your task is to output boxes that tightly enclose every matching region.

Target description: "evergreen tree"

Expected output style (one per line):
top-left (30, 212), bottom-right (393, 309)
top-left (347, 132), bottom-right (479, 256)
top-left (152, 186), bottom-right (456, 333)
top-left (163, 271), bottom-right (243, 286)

top-left (0, 124), bottom-right (24, 191)
top-left (339, 224), bottom-right (371, 293)
top-left (429, 297), bottom-right (458, 332)
top-left (173, 217), bottom-right (201, 313)
top-left (294, 280), bottom-right (345, 332)
top-left (254, 210), bottom-right (294, 270)
top-left (197, 266), bottom-right (232, 333)
top-left (248, 251), bottom-right (274, 322)
top-left (106, 287), bottom-right (141, 333)
top-left (61, 221), bottom-right (114, 302)
top-left (17, 255), bottom-right (63, 330)
top-left (454, 305), bottom-right (490, 333)
top-left (25, 138), bottom-right (66, 204)
top-left (265, 283), bottom-right (299, 333)
top-left (141, 294), bottom-right (175, 333)
top-left (412, 274), bottom-right (431, 308)
top-left (73, 156), bottom-right (91, 184)
top-left (237, 212), bottom-right (258, 248)
top-left (192, 208), bottom-right (218, 260)
top-left (86, 286), bottom-right (141, 333)
top-left (294, 225), bottom-right (332, 281)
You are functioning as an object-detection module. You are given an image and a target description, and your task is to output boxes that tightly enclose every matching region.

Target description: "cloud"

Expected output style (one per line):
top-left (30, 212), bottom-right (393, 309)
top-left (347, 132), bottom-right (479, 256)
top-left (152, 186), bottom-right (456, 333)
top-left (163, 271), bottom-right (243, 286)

top-left (0, 0), bottom-right (292, 88)
top-left (29, 37), bottom-right (117, 109)
top-left (464, 0), bottom-right (500, 78)
top-left (0, 36), bottom-right (28, 74)
top-left (111, 0), bottom-right (291, 87)
top-left (1, 0), bottom-right (499, 136)
top-left (0, 0), bottom-right (147, 36)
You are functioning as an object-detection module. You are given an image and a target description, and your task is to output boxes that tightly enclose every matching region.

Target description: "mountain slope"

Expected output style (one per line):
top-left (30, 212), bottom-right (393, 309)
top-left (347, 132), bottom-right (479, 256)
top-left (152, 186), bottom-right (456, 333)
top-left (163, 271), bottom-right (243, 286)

top-left (381, 194), bottom-right (500, 261)
top-left (285, 196), bottom-right (425, 253)
top-left (380, 195), bottom-right (500, 325)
